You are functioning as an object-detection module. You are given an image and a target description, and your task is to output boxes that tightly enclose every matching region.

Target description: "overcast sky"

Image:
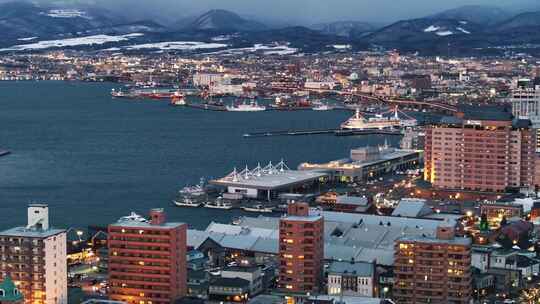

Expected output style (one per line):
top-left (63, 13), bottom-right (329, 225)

top-left (25, 0), bottom-right (540, 24)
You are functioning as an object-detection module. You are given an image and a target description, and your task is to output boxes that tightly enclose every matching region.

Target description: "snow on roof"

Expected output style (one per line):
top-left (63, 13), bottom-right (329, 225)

top-left (392, 198), bottom-right (432, 217)
top-left (328, 260), bottom-right (374, 276)
top-left (187, 230), bottom-right (226, 248)
top-left (320, 210), bottom-right (450, 231)
top-left (310, 295), bottom-right (384, 304)
top-left (220, 234), bottom-right (259, 250)
top-left (190, 210), bottom-right (451, 266)
top-left (206, 222), bottom-right (243, 235)
top-left (250, 237), bottom-right (279, 253)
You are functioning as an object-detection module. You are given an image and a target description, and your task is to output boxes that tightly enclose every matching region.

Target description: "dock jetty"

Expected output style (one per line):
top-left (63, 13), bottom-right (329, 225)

top-left (243, 129), bottom-right (403, 138)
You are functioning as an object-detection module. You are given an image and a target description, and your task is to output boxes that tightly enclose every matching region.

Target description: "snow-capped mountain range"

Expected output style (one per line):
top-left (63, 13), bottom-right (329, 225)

top-left (2, 2), bottom-right (540, 55)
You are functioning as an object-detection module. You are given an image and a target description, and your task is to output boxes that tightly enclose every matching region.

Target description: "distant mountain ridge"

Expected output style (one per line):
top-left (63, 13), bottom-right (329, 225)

top-left (364, 18), bottom-right (481, 44)
top-left (494, 11), bottom-right (540, 31)
top-left (309, 21), bottom-right (376, 37)
top-left (4, 2), bottom-right (540, 55)
top-left (428, 5), bottom-right (511, 25)
top-left (0, 1), bottom-right (167, 42)
top-left (174, 9), bottom-right (266, 32)
top-left (359, 5), bottom-right (540, 53)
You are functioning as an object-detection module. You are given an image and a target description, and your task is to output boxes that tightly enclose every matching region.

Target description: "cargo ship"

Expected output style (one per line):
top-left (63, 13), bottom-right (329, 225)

top-left (111, 89), bottom-right (135, 98)
top-left (269, 96), bottom-right (312, 110)
top-left (112, 88), bottom-right (186, 100)
top-left (138, 90), bottom-right (183, 100)
top-left (187, 99), bottom-right (227, 111)
top-left (226, 100), bottom-right (266, 112)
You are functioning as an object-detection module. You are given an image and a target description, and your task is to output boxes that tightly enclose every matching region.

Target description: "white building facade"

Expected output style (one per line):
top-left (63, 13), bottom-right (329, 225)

top-left (326, 261), bottom-right (375, 297)
top-left (511, 78), bottom-right (540, 152)
top-left (0, 204), bottom-right (67, 304)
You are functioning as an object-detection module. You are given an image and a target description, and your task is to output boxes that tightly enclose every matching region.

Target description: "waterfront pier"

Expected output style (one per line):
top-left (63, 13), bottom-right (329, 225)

top-left (242, 129), bottom-right (403, 138)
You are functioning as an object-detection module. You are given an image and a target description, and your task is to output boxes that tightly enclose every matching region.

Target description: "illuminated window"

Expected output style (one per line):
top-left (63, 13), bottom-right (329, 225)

top-left (139, 230), bottom-right (144, 234)
top-left (286, 270), bottom-right (293, 274)
top-left (298, 255), bottom-right (304, 259)
top-left (283, 254), bottom-right (293, 259)
top-left (139, 293), bottom-right (145, 297)
top-left (121, 229), bottom-right (126, 233)
top-left (113, 252), bottom-right (118, 256)
top-left (139, 261), bottom-right (145, 266)
top-left (399, 244), bottom-right (408, 249)
top-left (286, 285), bottom-right (293, 289)
top-left (408, 259), bottom-right (414, 264)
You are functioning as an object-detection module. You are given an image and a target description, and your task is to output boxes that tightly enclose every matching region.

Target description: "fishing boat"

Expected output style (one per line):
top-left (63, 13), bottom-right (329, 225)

top-left (313, 103), bottom-right (333, 111)
top-left (204, 200), bottom-right (233, 210)
top-left (173, 197), bottom-right (202, 207)
top-left (171, 94), bottom-right (186, 106)
top-left (118, 212), bottom-right (148, 223)
top-left (111, 89), bottom-right (131, 98)
top-left (179, 178), bottom-right (206, 196)
top-left (226, 100), bottom-right (266, 112)
top-left (242, 204), bottom-right (274, 213)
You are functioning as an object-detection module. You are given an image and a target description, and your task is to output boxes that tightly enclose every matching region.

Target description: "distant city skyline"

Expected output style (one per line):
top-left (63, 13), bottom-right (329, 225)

top-left (13, 0), bottom-right (540, 25)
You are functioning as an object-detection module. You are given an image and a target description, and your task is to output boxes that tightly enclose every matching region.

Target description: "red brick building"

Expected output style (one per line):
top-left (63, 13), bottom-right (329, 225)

top-left (393, 225), bottom-right (472, 304)
top-left (535, 153), bottom-right (540, 189)
top-left (108, 209), bottom-right (187, 304)
top-left (278, 202), bottom-right (324, 294)
top-left (424, 106), bottom-right (536, 192)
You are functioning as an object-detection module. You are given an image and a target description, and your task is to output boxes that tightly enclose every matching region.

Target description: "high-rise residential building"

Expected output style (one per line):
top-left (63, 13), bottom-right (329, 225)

top-left (108, 209), bottom-right (187, 304)
top-left (0, 204), bottom-right (67, 304)
top-left (278, 202), bottom-right (324, 294)
top-left (536, 154), bottom-right (540, 189)
top-left (393, 225), bottom-right (472, 304)
top-left (511, 78), bottom-right (540, 152)
top-left (424, 106), bottom-right (537, 192)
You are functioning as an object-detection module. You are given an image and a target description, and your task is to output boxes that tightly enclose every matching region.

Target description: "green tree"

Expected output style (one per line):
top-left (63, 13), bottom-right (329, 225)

top-left (479, 213), bottom-right (489, 232)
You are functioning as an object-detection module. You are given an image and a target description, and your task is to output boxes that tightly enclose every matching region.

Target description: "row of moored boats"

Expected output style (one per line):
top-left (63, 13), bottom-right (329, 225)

top-left (173, 197), bottom-right (274, 213)
top-left (113, 88), bottom-right (335, 112)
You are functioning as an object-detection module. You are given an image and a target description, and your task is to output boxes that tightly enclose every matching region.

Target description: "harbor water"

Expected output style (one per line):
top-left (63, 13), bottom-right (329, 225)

top-left (0, 81), bottom-right (398, 230)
